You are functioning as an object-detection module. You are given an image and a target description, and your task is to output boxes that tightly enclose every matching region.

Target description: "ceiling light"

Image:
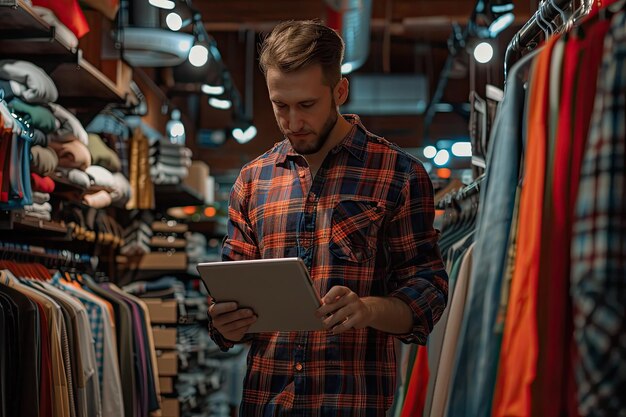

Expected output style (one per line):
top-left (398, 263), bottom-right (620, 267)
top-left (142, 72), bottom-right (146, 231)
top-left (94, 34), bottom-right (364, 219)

top-left (451, 141), bottom-right (472, 157)
top-left (491, 3), bottom-right (514, 13)
top-left (434, 149), bottom-right (450, 166)
top-left (471, 0), bottom-right (515, 38)
top-left (189, 44), bottom-right (209, 67)
top-left (149, 0), bottom-right (175, 10)
top-left (473, 42), bottom-right (494, 64)
top-left (341, 63), bottom-right (354, 74)
top-left (423, 146), bottom-right (437, 159)
top-left (166, 12), bottom-right (183, 31)
top-left (209, 97), bottom-right (232, 110)
top-left (166, 109), bottom-right (185, 145)
top-left (201, 84), bottom-right (225, 95)
top-left (232, 125), bottom-right (257, 144)
top-left (489, 12), bottom-right (515, 36)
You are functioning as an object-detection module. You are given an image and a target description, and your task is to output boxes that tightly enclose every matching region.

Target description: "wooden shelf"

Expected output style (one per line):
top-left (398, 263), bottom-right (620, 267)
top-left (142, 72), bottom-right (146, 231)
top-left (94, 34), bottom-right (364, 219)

top-left (51, 52), bottom-right (130, 107)
top-left (155, 183), bottom-right (204, 209)
top-left (0, 0), bottom-right (76, 56)
top-left (0, 209), bottom-right (70, 238)
top-left (0, 0), bottom-right (135, 113)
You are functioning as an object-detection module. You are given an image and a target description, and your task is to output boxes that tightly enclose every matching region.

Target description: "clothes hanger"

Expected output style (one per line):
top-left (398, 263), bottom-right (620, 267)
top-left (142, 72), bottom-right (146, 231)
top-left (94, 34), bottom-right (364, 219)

top-left (550, 0), bottom-right (573, 32)
top-left (537, 2), bottom-right (555, 39)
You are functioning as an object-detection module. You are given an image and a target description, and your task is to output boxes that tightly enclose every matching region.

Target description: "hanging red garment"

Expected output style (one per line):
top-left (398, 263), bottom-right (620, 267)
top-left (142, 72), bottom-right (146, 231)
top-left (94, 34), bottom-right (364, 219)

top-left (400, 345), bottom-right (429, 417)
top-left (31, 0), bottom-right (90, 38)
top-left (533, 9), bottom-right (614, 415)
top-left (491, 36), bottom-right (557, 417)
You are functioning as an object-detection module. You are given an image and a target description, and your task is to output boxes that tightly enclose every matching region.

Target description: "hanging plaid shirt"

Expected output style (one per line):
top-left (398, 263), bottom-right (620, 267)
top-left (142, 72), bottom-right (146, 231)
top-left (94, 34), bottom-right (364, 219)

top-left (211, 115), bottom-right (448, 416)
top-left (571, 10), bottom-right (626, 416)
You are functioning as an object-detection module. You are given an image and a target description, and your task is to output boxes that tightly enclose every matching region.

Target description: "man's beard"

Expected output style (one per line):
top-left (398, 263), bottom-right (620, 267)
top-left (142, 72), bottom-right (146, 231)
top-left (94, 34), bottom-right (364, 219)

top-left (283, 101), bottom-right (338, 155)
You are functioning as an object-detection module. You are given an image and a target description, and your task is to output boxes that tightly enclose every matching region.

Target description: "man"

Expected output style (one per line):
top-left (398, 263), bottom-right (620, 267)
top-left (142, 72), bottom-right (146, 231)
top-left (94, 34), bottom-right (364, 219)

top-left (208, 20), bottom-right (448, 416)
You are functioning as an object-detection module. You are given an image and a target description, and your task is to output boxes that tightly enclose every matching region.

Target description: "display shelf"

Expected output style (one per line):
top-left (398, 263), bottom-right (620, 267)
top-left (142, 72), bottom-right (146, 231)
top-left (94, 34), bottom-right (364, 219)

top-left (0, 0), bottom-right (135, 111)
top-left (0, 0), bottom-right (76, 56)
top-left (52, 172), bottom-right (117, 197)
top-left (0, 209), bottom-right (70, 238)
top-left (155, 183), bottom-right (204, 208)
top-left (51, 53), bottom-right (130, 107)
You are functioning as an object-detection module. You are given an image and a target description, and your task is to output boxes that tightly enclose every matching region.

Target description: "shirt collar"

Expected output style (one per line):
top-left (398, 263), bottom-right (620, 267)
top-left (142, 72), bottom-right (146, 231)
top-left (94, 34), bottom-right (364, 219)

top-left (275, 114), bottom-right (368, 165)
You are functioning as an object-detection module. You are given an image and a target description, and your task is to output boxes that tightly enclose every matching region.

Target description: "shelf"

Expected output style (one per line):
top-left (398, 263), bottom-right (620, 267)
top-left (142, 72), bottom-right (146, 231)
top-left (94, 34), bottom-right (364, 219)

top-left (51, 53), bottom-right (130, 108)
top-left (0, 209), bottom-right (70, 238)
top-left (0, 0), bottom-right (76, 56)
top-left (0, 0), bottom-right (135, 113)
top-left (155, 183), bottom-right (204, 209)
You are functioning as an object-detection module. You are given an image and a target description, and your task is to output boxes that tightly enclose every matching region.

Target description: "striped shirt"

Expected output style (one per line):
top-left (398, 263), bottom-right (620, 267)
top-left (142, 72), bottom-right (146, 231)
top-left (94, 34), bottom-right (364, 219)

top-left (213, 115), bottom-right (448, 416)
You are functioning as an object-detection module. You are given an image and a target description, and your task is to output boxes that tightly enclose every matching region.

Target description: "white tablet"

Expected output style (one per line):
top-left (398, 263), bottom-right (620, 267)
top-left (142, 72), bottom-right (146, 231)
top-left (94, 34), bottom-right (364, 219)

top-left (197, 257), bottom-right (324, 333)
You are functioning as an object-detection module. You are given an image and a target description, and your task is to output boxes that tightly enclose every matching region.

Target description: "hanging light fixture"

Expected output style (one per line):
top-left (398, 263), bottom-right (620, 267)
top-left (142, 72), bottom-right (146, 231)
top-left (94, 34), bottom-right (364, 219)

top-left (116, 0), bottom-right (194, 67)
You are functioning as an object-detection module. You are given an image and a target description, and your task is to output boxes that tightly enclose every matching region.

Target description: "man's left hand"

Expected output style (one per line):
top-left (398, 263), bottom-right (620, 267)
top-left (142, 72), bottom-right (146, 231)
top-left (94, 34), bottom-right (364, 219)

top-left (315, 286), bottom-right (374, 334)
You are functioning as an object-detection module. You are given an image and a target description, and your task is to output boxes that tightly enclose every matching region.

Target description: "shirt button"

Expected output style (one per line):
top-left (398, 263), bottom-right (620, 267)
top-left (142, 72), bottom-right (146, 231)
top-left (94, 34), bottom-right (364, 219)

top-left (295, 363), bottom-right (303, 372)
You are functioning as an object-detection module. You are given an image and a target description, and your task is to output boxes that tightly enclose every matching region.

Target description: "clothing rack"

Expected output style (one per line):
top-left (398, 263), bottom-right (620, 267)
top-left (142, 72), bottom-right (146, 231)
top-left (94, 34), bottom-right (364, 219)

top-left (436, 175), bottom-right (485, 210)
top-left (504, 0), bottom-right (591, 76)
top-left (0, 242), bottom-right (94, 268)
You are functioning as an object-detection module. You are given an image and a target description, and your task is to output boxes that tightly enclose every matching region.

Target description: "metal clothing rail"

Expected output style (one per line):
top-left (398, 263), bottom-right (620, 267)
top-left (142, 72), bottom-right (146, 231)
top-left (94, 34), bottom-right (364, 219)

top-left (0, 242), bottom-right (94, 267)
top-left (504, 0), bottom-right (585, 76)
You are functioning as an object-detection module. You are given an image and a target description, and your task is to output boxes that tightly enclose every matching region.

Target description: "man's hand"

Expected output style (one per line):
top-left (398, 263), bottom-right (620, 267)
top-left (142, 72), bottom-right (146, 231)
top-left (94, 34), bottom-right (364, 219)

top-left (315, 286), bottom-right (415, 335)
top-left (315, 286), bottom-right (374, 335)
top-left (208, 301), bottom-right (257, 342)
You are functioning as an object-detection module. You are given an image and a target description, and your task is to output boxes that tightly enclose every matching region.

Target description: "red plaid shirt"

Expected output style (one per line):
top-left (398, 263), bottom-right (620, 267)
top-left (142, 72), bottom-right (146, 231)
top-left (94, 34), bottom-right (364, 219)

top-left (213, 115), bottom-right (448, 416)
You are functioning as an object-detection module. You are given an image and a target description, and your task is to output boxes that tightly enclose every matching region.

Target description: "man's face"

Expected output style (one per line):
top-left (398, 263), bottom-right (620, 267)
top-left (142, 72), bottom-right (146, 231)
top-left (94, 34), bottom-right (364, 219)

top-left (266, 65), bottom-right (339, 155)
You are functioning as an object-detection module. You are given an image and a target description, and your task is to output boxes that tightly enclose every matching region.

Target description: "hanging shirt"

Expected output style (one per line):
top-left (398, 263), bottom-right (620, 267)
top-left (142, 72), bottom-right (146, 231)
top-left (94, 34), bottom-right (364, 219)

top-left (214, 115), bottom-right (448, 416)
top-left (571, 10), bottom-right (626, 416)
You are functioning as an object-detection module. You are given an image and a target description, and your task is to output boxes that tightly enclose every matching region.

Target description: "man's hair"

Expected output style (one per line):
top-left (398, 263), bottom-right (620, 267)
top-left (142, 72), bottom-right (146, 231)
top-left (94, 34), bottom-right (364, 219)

top-left (259, 20), bottom-right (345, 88)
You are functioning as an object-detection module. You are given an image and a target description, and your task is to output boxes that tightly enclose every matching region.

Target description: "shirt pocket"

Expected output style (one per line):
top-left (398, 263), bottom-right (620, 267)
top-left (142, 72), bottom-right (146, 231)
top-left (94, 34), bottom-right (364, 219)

top-left (329, 199), bottom-right (385, 263)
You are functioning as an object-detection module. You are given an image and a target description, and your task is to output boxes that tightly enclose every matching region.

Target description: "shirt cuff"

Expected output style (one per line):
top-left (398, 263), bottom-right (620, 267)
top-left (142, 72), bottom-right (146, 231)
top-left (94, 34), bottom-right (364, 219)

top-left (388, 290), bottom-right (431, 346)
top-left (208, 318), bottom-right (253, 351)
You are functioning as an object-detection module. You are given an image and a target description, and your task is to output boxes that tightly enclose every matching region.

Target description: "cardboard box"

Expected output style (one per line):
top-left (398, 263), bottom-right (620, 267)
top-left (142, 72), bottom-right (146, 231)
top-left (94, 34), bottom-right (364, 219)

top-left (161, 398), bottom-right (179, 417)
top-left (144, 299), bottom-right (178, 324)
top-left (159, 377), bottom-right (174, 394)
top-left (183, 160), bottom-right (209, 201)
top-left (157, 350), bottom-right (178, 376)
top-left (152, 327), bottom-right (177, 349)
top-left (138, 252), bottom-right (187, 270)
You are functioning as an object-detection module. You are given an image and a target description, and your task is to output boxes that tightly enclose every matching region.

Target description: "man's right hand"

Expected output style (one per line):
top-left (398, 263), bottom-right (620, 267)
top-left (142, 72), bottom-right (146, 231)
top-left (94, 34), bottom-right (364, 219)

top-left (208, 301), bottom-right (257, 342)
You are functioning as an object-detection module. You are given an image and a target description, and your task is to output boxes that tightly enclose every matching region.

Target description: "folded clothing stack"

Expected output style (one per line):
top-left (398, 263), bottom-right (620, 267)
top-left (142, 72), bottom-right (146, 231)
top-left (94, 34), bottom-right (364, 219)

top-left (23, 191), bottom-right (52, 221)
top-left (0, 60), bottom-right (58, 104)
top-left (149, 139), bottom-right (193, 185)
top-left (150, 219), bottom-right (188, 252)
top-left (0, 60), bottom-right (60, 209)
top-left (86, 113), bottom-right (130, 177)
top-left (122, 219), bottom-right (153, 256)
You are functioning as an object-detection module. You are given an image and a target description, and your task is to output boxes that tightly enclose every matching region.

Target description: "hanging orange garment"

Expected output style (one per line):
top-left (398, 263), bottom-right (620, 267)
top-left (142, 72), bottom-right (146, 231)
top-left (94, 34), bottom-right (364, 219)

top-left (400, 345), bottom-right (429, 417)
top-left (491, 36), bottom-right (557, 417)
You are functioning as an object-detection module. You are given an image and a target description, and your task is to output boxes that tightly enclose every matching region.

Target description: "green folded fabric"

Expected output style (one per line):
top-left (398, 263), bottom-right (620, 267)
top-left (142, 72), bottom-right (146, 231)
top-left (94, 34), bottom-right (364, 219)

top-left (87, 132), bottom-right (122, 173)
top-left (9, 98), bottom-right (58, 133)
